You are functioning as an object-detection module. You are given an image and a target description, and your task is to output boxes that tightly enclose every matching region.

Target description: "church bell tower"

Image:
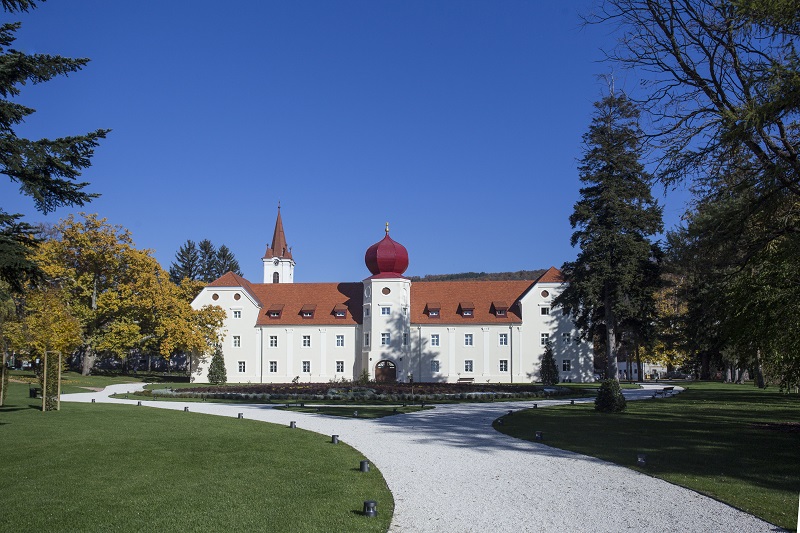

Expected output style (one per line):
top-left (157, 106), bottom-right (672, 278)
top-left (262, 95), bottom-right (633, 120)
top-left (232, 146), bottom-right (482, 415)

top-left (262, 205), bottom-right (295, 283)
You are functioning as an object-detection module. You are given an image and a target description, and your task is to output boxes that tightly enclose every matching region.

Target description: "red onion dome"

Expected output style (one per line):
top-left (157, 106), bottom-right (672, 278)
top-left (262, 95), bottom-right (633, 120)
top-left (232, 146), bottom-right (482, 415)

top-left (365, 223), bottom-right (409, 277)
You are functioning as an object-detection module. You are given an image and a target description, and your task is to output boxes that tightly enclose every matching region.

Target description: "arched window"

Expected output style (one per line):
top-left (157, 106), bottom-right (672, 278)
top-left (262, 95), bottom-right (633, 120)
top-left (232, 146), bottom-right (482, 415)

top-left (273, 272), bottom-right (279, 284)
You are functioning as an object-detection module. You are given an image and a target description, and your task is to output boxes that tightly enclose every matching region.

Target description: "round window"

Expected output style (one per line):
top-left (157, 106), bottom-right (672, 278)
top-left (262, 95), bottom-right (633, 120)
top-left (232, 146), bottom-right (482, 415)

top-left (541, 290), bottom-right (549, 298)
top-left (212, 293), bottom-right (219, 301)
top-left (382, 287), bottom-right (391, 295)
top-left (234, 293), bottom-right (241, 301)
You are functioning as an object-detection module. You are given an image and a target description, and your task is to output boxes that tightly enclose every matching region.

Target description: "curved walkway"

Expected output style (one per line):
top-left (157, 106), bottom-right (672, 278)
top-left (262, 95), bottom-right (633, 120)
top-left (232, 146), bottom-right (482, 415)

top-left (63, 384), bottom-right (781, 533)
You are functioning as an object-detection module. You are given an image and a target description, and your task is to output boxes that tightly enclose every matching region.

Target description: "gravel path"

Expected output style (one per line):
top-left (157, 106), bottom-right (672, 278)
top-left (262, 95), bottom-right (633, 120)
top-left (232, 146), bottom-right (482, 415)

top-left (63, 384), bottom-right (783, 533)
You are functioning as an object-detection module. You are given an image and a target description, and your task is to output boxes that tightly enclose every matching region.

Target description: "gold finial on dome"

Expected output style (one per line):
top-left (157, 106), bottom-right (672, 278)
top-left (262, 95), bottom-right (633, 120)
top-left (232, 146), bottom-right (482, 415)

top-left (385, 221), bottom-right (389, 235)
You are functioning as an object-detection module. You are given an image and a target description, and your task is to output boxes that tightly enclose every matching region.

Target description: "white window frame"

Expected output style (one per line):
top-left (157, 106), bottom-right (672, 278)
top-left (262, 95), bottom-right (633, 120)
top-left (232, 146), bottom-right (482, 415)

top-left (364, 332), bottom-right (370, 347)
top-left (269, 360), bottom-right (277, 373)
top-left (381, 332), bottom-right (390, 346)
top-left (302, 360), bottom-right (311, 373)
top-left (499, 359), bottom-right (508, 372)
top-left (541, 307), bottom-right (550, 315)
top-left (233, 336), bottom-right (241, 348)
top-left (562, 332), bottom-right (571, 345)
top-left (237, 361), bottom-right (246, 372)
top-left (431, 334), bottom-right (440, 347)
top-left (540, 333), bottom-right (550, 346)
top-left (302, 335), bottom-right (311, 347)
top-left (381, 306), bottom-right (391, 316)
top-left (464, 360), bottom-right (474, 372)
top-left (562, 359), bottom-right (571, 372)
top-left (336, 360), bottom-right (344, 373)
top-left (499, 333), bottom-right (508, 346)
top-left (232, 310), bottom-right (242, 319)
top-left (336, 334), bottom-right (345, 347)
top-left (269, 335), bottom-right (278, 348)
top-left (431, 360), bottom-right (440, 373)
top-left (464, 333), bottom-right (473, 346)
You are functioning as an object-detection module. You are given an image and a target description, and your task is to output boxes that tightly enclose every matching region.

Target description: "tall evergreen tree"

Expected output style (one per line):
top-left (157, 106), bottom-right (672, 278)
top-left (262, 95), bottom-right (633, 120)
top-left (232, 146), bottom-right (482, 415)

top-left (0, 1), bottom-right (108, 293)
top-left (169, 240), bottom-right (200, 284)
top-left (539, 341), bottom-right (559, 385)
top-left (198, 239), bottom-right (217, 283)
top-left (556, 92), bottom-right (663, 382)
top-left (215, 245), bottom-right (242, 278)
top-left (207, 343), bottom-right (227, 385)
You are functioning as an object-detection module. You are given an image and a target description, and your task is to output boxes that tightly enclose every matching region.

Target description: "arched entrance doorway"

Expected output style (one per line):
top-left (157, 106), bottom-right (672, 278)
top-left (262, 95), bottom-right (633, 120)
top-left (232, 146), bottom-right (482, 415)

top-left (374, 360), bottom-right (396, 382)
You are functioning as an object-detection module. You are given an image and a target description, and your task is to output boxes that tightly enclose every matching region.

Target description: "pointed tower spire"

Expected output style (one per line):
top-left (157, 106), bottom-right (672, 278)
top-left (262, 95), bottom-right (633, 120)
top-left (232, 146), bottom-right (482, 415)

top-left (262, 204), bottom-right (296, 283)
top-left (263, 204), bottom-right (292, 260)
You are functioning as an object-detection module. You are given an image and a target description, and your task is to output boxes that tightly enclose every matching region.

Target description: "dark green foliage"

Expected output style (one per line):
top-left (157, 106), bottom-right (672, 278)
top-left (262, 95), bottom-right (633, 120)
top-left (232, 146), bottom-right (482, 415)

top-left (215, 245), bottom-right (241, 277)
top-left (198, 239), bottom-right (217, 282)
top-left (556, 92), bottom-right (662, 381)
top-left (409, 269), bottom-right (546, 282)
top-left (594, 379), bottom-right (627, 412)
top-left (207, 344), bottom-right (226, 385)
top-left (539, 341), bottom-right (559, 385)
top-left (0, 5), bottom-right (107, 293)
top-left (169, 240), bottom-right (200, 283)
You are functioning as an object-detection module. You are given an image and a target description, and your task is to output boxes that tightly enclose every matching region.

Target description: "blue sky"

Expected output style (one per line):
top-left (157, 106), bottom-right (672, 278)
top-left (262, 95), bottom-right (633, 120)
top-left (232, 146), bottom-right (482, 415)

top-left (3, 1), bottom-right (688, 283)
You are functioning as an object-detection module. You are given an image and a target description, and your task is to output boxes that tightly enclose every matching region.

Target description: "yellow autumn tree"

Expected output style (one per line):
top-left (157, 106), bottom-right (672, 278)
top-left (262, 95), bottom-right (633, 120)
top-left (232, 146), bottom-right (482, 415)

top-left (644, 274), bottom-right (690, 372)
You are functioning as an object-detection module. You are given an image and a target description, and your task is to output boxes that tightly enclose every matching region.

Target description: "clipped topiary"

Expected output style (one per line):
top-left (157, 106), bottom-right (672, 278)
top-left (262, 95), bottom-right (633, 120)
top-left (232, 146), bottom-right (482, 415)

top-left (595, 379), bottom-right (627, 412)
top-left (207, 344), bottom-right (227, 385)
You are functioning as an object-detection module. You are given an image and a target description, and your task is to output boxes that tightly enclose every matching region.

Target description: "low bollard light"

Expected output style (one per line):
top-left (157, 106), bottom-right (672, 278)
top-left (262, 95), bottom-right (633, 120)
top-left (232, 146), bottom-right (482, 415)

top-left (570, 400), bottom-right (575, 405)
top-left (91, 398), bottom-right (95, 403)
top-left (290, 421), bottom-right (296, 429)
top-left (137, 401), bottom-right (142, 406)
top-left (360, 460), bottom-right (370, 473)
top-left (238, 413), bottom-right (243, 419)
top-left (184, 406), bottom-right (189, 412)
top-left (535, 431), bottom-right (543, 441)
top-left (508, 410), bottom-right (513, 416)
top-left (353, 411), bottom-right (358, 418)
top-left (637, 454), bottom-right (647, 466)
top-left (363, 500), bottom-right (377, 517)
top-left (498, 418), bottom-right (504, 426)
top-left (331, 435), bottom-right (339, 444)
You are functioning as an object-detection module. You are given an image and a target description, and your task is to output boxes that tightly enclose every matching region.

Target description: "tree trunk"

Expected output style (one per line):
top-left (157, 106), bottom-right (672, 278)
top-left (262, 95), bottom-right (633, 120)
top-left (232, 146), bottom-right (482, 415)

top-left (0, 349), bottom-right (8, 407)
top-left (724, 362), bottom-right (732, 383)
top-left (636, 344), bottom-right (642, 382)
top-left (81, 347), bottom-right (96, 376)
top-left (700, 351), bottom-right (711, 380)
top-left (755, 349), bottom-right (765, 388)
top-left (604, 291), bottom-right (619, 382)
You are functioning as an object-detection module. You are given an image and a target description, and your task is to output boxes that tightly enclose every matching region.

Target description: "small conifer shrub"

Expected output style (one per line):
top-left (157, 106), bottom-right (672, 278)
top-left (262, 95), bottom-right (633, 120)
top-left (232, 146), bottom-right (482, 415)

top-left (207, 344), bottom-right (227, 385)
top-left (595, 379), bottom-right (626, 412)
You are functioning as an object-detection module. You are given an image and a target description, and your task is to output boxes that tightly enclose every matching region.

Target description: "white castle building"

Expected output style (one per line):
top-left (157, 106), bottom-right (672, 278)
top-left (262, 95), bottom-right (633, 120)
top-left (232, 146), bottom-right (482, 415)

top-left (190, 209), bottom-right (594, 383)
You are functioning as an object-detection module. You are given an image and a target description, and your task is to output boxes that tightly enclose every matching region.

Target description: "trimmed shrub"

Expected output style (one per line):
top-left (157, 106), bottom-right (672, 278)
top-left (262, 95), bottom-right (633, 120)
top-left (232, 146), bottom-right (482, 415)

top-left (595, 379), bottom-right (627, 412)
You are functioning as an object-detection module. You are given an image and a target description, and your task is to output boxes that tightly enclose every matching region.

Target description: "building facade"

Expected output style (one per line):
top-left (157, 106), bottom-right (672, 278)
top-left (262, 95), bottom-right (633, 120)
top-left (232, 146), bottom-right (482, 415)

top-left (190, 211), bottom-right (594, 383)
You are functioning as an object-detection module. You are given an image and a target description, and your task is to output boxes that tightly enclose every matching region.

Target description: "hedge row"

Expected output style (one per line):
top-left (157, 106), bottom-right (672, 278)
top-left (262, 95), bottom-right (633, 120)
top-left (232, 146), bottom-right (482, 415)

top-left (145, 389), bottom-right (560, 402)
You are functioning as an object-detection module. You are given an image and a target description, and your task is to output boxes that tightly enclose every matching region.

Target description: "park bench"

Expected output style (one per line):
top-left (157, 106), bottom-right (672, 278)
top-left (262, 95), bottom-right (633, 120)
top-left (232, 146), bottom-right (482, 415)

top-left (29, 386), bottom-right (42, 398)
top-left (456, 377), bottom-right (475, 384)
top-left (653, 386), bottom-right (674, 398)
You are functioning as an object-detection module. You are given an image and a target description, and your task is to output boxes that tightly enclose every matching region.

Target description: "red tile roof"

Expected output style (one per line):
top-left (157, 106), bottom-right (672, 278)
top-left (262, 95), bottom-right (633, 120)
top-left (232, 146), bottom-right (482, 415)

top-left (263, 207), bottom-right (292, 260)
top-left (251, 282), bottom-right (363, 325)
top-left (536, 266), bottom-right (564, 284)
top-left (208, 271), bottom-right (263, 306)
top-left (410, 280), bottom-right (533, 324)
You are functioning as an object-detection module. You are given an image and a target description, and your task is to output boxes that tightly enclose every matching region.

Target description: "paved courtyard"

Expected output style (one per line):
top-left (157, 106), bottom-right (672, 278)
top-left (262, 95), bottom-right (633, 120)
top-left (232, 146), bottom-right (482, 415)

top-left (64, 384), bottom-right (781, 532)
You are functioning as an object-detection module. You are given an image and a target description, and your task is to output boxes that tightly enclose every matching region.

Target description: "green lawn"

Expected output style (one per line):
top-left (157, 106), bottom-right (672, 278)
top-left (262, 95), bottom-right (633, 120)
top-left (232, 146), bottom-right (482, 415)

top-left (0, 382), bottom-right (393, 532)
top-left (494, 381), bottom-right (799, 531)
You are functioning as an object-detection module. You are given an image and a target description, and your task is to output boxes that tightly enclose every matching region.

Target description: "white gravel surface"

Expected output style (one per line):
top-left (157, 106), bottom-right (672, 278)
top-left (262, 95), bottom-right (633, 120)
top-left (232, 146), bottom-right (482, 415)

top-left (63, 384), bottom-right (784, 532)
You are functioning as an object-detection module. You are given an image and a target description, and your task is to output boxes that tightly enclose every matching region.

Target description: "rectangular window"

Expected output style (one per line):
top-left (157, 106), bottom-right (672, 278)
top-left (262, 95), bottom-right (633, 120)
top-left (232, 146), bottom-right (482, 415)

top-left (381, 332), bottom-right (390, 346)
top-left (232, 310), bottom-right (241, 319)
top-left (269, 336), bottom-right (278, 348)
top-left (431, 360), bottom-right (440, 373)
top-left (464, 360), bottom-right (474, 372)
top-left (541, 307), bottom-right (550, 315)
top-left (561, 332), bottom-right (571, 345)
top-left (562, 360), bottom-right (571, 372)
top-left (464, 333), bottom-right (473, 346)
top-left (540, 333), bottom-right (550, 346)
top-left (269, 361), bottom-right (277, 373)
top-left (431, 334), bottom-right (440, 347)
top-left (496, 309), bottom-right (506, 317)
top-left (302, 360), bottom-right (310, 373)
top-left (336, 360), bottom-right (344, 373)
top-left (403, 333), bottom-right (408, 346)
top-left (381, 306), bottom-right (391, 316)
top-left (364, 307), bottom-right (370, 317)
top-left (364, 332), bottom-right (370, 347)
top-left (499, 333), bottom-right (508, 346)
top-left (499, 360), bottom-right (508, 372)
top-left (429, 309), bottom-right (440, 318)
top-left (233, 336), bottom-right (241, 347)
top-left (238, 361), bottom-right (246, 372)
top-left (336, 335), bottom-right (344, 347)
top-left (302, 335), bottom-right (311, 347)
top-left (402, 307), bottom-right (408, 316)
top-left (462, 309), bottom-right (473, 317)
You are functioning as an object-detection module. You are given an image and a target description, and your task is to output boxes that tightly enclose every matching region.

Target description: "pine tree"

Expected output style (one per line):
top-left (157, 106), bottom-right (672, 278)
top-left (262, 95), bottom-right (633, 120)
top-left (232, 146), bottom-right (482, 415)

top-left (207, 344), bottom-right (227, 385)
top-left (0, 2), bottom-right (108, 293)
top-left (556, 91), bottom-right (663, 382)
top-left (169, 240), bottom-right (200, 284)
top-left (215, 245), bottom-right (242, 278)
top-left (539, 341), bottom-right (559, 385)
top-left (198, 239), bottom-right (217, 283)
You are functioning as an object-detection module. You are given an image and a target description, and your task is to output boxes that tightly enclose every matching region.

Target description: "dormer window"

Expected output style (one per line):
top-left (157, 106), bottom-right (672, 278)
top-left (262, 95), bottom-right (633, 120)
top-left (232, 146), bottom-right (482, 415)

top-left (459, 302), bottom-right (475, 318)
top-left (333, 304), bottom-right (347, 319)
top-left (301, 304), bottom-right (316, 319)
top-left (492, 301), bottom-right (509, 318)
top-left (267, 304), bottom-right (284, 319)
top-left (426, 303), bottom-right (441, 318)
